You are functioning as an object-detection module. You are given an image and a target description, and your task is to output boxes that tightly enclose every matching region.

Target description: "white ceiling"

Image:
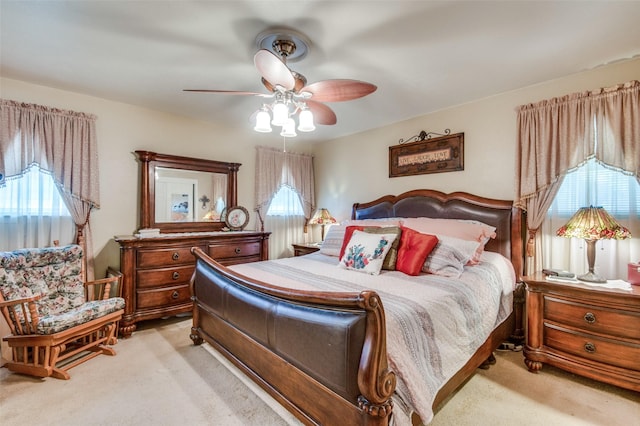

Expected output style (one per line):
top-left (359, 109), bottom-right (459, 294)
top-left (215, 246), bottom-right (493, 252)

top-left (2, 1), bottom-right (640, 143)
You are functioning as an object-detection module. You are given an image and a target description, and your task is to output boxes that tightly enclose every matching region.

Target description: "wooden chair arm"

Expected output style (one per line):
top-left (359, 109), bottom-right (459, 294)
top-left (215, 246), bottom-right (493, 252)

top-left (0, 294), bottom-right (42, 335)
top-left (84, 268), bottom-right (123, 301)
top-left (0, 293), bottom-right (43, 308)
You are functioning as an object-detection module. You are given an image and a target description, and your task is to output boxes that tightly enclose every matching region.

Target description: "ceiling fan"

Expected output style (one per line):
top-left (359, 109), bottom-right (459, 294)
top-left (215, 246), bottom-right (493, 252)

top-left (183, 29), bottom-right (377, 136)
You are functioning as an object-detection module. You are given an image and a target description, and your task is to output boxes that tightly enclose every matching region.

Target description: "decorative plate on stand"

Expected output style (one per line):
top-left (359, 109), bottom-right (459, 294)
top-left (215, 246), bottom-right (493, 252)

top-left (224, 206), bottom-right (250, 231)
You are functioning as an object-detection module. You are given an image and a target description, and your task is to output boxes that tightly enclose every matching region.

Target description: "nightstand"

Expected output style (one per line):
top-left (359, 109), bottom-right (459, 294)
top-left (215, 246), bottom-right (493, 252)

top-left (292, 242), bottom-right (321, 257)
top-left (523, 272), bottom-right (640, 392)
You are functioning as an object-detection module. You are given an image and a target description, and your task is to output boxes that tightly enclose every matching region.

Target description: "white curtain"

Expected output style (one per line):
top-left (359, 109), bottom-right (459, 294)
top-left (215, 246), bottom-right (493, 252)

top-left (255, 146), bottom-right (315, 259)
top-left (264, 186), bottom-right (307, 259)
top-left (0, 166), bottom-right (75, 250)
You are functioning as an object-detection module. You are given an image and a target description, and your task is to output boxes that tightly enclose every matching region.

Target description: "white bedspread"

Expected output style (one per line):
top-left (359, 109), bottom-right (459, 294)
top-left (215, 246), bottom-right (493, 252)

top-left (230, 250), bottom-right (515, 425)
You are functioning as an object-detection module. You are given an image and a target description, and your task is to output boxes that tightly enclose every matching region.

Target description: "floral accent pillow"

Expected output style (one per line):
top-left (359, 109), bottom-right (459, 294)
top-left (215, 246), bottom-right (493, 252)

top-left (339, 225), bottom-right (368, 259)
top-left (338, 230), bottom-right (398, 275)
top-left (363, 226), bottom-right (403, 270)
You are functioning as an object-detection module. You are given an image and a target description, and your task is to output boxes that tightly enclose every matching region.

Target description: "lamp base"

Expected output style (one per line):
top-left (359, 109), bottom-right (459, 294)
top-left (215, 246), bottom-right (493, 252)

top-left (578, 271), bottom-right (607, 284)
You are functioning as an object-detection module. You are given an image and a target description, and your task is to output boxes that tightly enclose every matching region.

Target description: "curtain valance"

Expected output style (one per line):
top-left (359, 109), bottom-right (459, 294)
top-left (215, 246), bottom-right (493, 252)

top-left (515, 80), bottom-right (639, 210)
top-left (1, 99), bottom-right (100, 208)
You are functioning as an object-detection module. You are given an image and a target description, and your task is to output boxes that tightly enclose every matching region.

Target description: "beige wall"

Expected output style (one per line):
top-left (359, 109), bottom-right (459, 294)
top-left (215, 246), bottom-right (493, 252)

top-left (0, 77), bottom-right (312, 275)
top-left (312, 57), bottom-right (640, 222)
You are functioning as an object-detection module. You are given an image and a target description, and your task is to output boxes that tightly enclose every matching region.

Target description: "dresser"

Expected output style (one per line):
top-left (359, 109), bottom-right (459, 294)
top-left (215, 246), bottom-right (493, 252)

top-left (115, 231), bottom-right (270, 337)
top-left (523, 272), bottom-right (640, 392)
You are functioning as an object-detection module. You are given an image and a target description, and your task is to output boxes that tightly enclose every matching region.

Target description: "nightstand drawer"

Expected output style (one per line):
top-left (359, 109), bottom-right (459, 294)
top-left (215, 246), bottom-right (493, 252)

top-left (545, 324), bottom-right (640, 371)
top-left (545, 296), bottom-right (640, 340)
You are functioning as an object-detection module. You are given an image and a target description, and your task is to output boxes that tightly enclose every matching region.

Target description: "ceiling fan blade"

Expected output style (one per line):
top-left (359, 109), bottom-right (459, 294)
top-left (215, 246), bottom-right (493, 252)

top-left (301, 79), bottom-right (377, 102)
top-left (307, 100), bottom-right (337, 125)
top-left (183, 89), bottom-right (270, 97)
top-left (254, 49), bottom-right (295, 91)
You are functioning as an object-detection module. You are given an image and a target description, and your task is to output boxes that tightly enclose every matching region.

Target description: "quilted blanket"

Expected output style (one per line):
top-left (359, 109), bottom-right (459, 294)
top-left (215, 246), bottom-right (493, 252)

top-left (230, 250), bottom-right (515, 425)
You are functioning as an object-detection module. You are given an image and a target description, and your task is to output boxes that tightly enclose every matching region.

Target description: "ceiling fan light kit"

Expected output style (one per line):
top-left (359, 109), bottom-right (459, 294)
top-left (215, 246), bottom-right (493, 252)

top-left (184, 28), bottom-right (377, 138)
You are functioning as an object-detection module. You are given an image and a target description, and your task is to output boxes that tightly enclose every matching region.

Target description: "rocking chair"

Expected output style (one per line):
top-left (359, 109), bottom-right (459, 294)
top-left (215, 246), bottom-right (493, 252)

top-left (0, 244), bottom-right (125, 379)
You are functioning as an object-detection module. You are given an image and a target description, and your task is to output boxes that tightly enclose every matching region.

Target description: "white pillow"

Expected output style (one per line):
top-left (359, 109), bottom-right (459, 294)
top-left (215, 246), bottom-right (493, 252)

top-left (320, 224), bottom-right (345, 257)
top-left (338, 230), bottom-right (398, 275)
top-left (421, 236), bottom-right (482, 278)
top-left (401, 217), bottom-right (496, 243)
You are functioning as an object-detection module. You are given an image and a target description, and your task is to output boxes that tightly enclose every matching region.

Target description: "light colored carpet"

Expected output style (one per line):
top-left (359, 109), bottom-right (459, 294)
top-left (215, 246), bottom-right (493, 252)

top-left (1, 317), bottom-right (638, 425)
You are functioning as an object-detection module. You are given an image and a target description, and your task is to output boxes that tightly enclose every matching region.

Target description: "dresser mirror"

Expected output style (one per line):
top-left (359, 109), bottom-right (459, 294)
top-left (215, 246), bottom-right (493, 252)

top-left (136, 150), bottom-right (240, 233)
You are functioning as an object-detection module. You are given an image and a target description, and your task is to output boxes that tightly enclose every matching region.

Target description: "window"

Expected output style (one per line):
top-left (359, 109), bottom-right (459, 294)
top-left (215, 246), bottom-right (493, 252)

top-left (549, 158), bottom-right (639, 218)
top-left (0, 167), bottom-right (71, 216)
top-left (0, 166), bottom-right (74, 250)
top-left (544, 158), bottom-right (639, 280)
top-left (266, 185), bottom-right (304, 216)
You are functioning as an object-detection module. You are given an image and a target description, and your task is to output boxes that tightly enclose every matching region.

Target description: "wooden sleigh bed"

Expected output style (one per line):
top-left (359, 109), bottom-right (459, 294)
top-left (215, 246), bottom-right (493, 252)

top-left (189, 189), bottom-right (525, 425)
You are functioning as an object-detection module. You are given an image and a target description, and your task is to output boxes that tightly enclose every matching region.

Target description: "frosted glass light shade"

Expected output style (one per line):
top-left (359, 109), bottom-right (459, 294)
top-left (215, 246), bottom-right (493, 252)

top-left (254, 110), bottom-right (272, 132)
top-left (280, 118), bottom-right (297, 137)
top-left (297, 109), bottom-right (315, 132)
top-left (271, 102), bottom-right (289, 126)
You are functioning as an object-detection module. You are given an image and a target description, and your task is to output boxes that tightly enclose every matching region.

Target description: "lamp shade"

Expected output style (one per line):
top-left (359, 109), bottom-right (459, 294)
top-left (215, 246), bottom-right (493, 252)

top-left (254, 109), bottom-right (272, 133)
top-left (556, 206), bottom-right (631, 283)
top-left (309, 208), bottom-right (337, 225)
top-left (271, 102), bottom-right (289, 126)
top-left (297, 109), bottom-right (315, 132)
top-left (556, 206), bottom-right (631, 241)
top-left (280, 118), bottom-right (297, 137)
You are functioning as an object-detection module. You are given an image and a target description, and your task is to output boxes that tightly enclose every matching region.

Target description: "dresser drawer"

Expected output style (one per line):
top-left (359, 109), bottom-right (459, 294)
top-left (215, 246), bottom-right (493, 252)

top-left (136, 265), bottom-right (195, 289)
top-left (545, 296), bottom-right (640, 340)
top-left (137, 246), bottom-right (196, 268)
top-left (544, 324), bottom-right (640, 371)
top-left (137, 284), bottom-right (192, 309)
top-left (208, 242), bottom-right (261, 260)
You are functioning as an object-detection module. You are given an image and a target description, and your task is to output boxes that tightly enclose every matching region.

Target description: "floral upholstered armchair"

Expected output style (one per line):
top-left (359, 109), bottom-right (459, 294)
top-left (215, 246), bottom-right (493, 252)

top-left (0, 244), bottom-right (125, 379)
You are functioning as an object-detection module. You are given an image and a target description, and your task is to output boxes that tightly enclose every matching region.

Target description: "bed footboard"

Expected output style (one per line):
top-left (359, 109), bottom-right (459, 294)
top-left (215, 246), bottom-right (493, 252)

top-left (189, 247), bottom-right (395, 426)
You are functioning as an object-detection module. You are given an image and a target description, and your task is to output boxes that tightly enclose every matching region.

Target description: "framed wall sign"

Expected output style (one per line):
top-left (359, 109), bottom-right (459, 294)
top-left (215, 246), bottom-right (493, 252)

top-left (389, 131), bottom-right (464, 178)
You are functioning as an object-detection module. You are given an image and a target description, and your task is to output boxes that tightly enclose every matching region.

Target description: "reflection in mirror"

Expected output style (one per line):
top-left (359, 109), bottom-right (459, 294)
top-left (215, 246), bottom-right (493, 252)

top-left (154, 167), bottom-right (227, 223)
top-left (136, 150), bottom-right (240, 233)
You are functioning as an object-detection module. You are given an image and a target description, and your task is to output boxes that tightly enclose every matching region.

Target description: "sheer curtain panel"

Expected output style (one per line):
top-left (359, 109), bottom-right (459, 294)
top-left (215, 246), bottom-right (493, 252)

top-left (0, 166), bottom-right (75, 250)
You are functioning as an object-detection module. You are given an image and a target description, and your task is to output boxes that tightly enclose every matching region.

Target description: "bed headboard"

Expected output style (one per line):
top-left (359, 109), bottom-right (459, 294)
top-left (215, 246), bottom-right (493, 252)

top-left (352, 189), bottom-right (525, 279)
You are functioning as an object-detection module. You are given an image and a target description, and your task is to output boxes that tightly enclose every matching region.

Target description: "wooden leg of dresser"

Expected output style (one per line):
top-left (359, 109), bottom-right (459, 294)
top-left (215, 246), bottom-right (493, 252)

top-left (524, 356), bottom-right (543, 372)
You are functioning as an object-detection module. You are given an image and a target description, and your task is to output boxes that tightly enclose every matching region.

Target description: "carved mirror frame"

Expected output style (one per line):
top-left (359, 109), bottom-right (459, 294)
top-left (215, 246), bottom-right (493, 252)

top-left (136, 150), bottom-right (240, 233)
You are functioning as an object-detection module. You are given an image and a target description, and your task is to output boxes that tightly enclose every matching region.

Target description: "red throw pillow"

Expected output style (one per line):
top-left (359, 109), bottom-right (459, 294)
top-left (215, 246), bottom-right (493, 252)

top-left (339, 225), bottom-right (370, 259)
top-left (396, 227), bottom-right (439, 276)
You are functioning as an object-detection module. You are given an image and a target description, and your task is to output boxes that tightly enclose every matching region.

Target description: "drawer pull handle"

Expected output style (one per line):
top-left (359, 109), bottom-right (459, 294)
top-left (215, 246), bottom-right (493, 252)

top-left (171, 291), bottom-right (179, 299)
top-left (172, 272), bottom-right (180, 280)
top-left (584, 342), bottom-right (596, 353)
top-left (172, 252), bottom-right (180, 261)
top-left (235, 247), bottom-right (241, 254)
top-left (584, 312), bottom-right (596, 324)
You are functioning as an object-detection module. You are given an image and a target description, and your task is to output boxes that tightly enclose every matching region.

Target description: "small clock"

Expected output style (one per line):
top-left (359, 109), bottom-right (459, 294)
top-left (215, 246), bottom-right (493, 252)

top-left (224, 206), bottom-right (250, 231)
